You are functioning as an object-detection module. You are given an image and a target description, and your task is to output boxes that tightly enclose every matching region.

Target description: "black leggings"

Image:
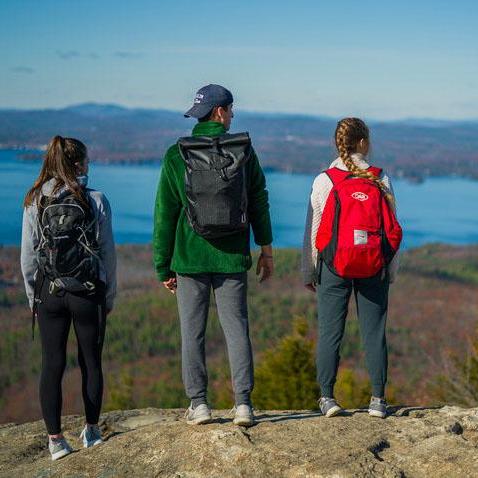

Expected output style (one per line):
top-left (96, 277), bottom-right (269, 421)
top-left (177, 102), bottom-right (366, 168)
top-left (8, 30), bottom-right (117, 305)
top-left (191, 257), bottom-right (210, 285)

top-left (37, 279), bottom-right (106, 435)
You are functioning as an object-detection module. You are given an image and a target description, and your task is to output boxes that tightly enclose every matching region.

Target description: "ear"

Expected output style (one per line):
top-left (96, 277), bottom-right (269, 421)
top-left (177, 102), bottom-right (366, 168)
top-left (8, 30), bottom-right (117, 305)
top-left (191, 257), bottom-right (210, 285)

top-left (209, 106), bottom-right (222, 122)
top-left (74, 160), bottom-right (84, 173)
top-left (216, 105), bottom-right (227, 119)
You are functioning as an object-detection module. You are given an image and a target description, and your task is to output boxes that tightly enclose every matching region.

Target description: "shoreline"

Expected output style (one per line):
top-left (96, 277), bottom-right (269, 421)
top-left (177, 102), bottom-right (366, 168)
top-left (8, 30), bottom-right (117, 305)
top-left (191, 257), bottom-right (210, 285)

top-left (2, 148), bottom-right (477, 183)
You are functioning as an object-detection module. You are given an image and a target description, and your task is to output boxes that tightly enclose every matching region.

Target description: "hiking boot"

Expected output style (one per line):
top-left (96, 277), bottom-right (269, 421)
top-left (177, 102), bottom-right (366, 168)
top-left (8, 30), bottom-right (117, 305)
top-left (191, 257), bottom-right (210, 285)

top-left (80, 424), bottom-right (103, 448)
top-left (369, 397), bottom-right (387, 418)
top-left (184, 403), bottom-right (212, 425)
top-left (232, 404), bottom-right (255, 427)
top-left (318, 397), bottom-right (342, 417)
top-left (48, 436), bottom-right (73, 461)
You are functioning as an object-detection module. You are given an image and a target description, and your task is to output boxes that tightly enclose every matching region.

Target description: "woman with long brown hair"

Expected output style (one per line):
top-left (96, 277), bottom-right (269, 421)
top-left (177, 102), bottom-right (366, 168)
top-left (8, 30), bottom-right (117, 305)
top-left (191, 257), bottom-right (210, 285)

top-left (302, 118), bottom-right (401, 419)
top-left (21, 136), bottom-right (116, 460)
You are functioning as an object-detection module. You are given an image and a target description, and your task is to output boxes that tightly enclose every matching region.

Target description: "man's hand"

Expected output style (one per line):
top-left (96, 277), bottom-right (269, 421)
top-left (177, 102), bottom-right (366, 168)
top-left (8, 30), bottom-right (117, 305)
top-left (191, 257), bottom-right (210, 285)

top-left (256, 244), bottom-right (274, 283)
top-left (162, 277), bottom-right (177, 294)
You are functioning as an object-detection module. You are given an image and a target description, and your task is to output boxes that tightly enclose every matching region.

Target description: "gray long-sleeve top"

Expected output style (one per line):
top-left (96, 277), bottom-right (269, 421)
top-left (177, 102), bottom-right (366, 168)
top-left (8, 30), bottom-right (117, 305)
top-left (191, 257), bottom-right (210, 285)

top-left (20, 177), bottom-right (117, 311)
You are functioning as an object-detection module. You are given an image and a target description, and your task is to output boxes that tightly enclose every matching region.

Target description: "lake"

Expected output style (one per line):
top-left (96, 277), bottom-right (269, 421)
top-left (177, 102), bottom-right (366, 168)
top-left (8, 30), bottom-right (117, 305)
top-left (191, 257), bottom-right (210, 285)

top-left (1, 149), bottom-right (477, 249)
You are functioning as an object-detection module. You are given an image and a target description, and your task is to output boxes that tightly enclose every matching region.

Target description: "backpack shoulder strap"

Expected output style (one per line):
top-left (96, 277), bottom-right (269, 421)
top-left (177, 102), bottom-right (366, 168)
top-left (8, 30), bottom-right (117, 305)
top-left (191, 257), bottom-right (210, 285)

top-left (324, 167), bottom-right (352, 186)
top-left (367, 166), bottom-right (383, 178)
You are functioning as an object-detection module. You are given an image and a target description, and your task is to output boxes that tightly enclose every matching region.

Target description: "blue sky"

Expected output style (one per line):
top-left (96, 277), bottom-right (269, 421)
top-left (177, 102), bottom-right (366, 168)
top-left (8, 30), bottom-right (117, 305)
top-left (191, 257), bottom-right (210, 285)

top-left (1, 0), bottom-right (477, 119)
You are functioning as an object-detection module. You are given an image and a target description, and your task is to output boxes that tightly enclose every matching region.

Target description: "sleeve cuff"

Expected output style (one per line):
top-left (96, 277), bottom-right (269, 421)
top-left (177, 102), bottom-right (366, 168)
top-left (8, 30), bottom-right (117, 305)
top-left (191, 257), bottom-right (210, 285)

top-left (157, 270), bottom-right (175, 282)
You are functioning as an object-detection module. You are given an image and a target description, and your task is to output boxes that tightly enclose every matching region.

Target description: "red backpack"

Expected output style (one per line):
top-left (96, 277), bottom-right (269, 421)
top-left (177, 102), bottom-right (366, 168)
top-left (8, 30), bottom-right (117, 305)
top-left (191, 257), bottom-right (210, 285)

top-left (315, 166), bottom-right (402, 279)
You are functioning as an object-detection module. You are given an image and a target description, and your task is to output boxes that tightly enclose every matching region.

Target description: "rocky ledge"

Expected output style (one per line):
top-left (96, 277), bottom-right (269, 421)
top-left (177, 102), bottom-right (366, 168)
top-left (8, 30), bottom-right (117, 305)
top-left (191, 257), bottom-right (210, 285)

top-left (1, 406), bottom-right (478, 477)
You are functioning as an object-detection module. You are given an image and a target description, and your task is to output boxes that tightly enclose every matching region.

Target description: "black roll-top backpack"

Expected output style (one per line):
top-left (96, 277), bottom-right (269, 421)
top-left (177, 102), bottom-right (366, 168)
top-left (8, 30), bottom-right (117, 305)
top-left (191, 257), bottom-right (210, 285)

top-left (36, 189), bottom-right (100, 294)
top-left (177, 132), bottom-right (252, 239)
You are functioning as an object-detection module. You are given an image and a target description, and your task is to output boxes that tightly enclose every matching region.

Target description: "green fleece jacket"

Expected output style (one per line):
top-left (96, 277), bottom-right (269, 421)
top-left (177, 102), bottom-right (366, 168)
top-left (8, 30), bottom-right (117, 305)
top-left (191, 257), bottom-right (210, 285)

top-left (153, 121), bottom-right (273, 281)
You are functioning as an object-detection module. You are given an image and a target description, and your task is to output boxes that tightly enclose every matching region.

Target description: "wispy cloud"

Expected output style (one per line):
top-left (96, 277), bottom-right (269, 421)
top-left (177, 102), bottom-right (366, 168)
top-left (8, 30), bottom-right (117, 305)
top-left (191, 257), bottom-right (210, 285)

top-left (56, 50), bottom-right (100, 60)
top-left (11, 66), bottom-right (35, 74)
top-left (114, 51), bottom-right (143, 59)
top-left (56, 50), bottom-right (81, 60)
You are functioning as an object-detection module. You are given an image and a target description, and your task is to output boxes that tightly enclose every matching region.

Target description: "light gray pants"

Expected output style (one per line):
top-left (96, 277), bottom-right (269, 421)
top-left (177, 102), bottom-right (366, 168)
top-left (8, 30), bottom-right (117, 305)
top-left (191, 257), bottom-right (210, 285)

top-left (176, 272), bottom-right (253, 407)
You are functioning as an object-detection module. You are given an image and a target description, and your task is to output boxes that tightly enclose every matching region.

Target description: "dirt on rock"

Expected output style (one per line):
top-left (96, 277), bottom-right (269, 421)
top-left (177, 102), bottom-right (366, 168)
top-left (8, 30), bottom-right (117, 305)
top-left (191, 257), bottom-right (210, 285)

top-left (1, 406), bottom-right (478, 477)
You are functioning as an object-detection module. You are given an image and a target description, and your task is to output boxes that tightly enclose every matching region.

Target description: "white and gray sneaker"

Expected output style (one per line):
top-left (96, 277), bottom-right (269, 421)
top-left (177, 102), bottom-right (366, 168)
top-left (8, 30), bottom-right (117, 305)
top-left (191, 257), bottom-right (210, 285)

top-left (184, 403), bottom-right (212, 425)
top-left (232, 404), bottom-right (254, 427)
top-left (48, 436), bottom-right (73, 461)
top-left (318, 397), bottom-right (343, 417)
top-left (369, 397), bottom-right (387, 418)
top-left (80, 424), bottom-right (103, 448)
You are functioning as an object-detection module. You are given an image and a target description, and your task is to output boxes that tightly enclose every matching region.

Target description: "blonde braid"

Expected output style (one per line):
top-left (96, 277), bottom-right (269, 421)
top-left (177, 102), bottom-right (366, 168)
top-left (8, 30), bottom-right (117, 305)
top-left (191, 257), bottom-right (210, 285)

top-left (335, 118), bottom-right (395, 207)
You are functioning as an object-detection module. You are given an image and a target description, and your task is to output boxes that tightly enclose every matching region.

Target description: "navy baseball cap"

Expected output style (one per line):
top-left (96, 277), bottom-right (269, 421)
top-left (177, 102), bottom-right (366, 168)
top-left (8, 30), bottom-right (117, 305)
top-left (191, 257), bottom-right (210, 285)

top-left (184, 84), bottom-right (234, 118)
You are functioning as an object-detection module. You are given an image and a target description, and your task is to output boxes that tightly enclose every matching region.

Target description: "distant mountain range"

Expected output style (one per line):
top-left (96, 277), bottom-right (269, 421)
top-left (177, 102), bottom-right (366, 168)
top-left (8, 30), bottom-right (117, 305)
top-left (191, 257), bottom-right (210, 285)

top-left (1, 103), bottom-right (478, 180)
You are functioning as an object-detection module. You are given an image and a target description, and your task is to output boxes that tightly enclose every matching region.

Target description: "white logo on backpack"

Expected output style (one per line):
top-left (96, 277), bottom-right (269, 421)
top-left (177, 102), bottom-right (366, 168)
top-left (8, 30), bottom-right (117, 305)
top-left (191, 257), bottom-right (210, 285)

top-left (352, 192), bottom-right (368, 201)
top-left (354, 230), bottom-right (368, 245)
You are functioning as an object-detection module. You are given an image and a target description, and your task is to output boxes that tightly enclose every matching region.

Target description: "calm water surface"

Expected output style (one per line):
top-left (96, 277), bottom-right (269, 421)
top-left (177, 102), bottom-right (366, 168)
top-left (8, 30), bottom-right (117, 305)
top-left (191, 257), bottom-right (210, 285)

top-left (1, 150), bottom-right (477, 248)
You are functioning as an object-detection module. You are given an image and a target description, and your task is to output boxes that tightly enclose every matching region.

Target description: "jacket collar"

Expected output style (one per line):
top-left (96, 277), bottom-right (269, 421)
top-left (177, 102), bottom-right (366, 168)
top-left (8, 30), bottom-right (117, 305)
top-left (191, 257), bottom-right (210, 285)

top-left (192, 121), bottom-right (227, 137)
top-left (330, 153), bottom-right (370, 171)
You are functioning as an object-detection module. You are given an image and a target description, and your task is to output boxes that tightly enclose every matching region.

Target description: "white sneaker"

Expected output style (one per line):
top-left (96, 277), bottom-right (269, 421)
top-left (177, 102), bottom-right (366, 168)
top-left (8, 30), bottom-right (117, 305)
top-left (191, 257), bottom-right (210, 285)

top-left (368, 397), bottom-right (387, 419)
top-left (79, 424), bottom-right (103, 448)
top-left (184, 403), bottom-right (212, 425)
top-left (318, 397), bottom-right (343, 418)
top-left (232, 404), bottom-right (254, 427)
top-left (48, 436), bottom-right (73, 461)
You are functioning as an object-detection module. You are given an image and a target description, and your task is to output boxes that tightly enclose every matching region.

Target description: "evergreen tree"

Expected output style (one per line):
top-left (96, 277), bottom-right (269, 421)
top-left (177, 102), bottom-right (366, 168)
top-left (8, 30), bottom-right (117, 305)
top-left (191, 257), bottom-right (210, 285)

top-left (435, 330), bottom-right (478, 407)
top-left (253, 316), bottom-right (319, 409)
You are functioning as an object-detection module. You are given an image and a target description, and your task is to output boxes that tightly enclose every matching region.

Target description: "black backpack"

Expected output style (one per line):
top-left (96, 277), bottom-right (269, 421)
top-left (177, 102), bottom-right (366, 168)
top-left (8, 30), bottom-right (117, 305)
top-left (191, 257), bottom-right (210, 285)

top-left (36, 189), bottom-right (100, 294)
top-left (177, 132), bottom-right (252, 239)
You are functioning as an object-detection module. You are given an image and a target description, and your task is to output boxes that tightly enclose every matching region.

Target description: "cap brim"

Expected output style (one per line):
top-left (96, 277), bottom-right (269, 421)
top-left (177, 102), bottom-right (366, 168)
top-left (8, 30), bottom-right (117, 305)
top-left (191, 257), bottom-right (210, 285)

top-left (184, 103), bottom-right (213, 119)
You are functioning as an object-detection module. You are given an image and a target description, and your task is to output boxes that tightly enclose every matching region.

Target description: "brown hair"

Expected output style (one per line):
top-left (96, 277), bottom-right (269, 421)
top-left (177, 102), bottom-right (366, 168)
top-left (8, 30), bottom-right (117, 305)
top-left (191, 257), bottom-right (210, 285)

top-left (335, 118), bottom-right (394, 206)
top-left (24, 135), bottom-right (88, 208)
top-left (198, 103), bottom-right (232, 123)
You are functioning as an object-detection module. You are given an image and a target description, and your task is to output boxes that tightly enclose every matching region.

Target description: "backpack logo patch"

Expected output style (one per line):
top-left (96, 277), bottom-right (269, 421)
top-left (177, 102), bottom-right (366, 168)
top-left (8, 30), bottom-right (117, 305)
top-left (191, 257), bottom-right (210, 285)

top-left (352, 192), bottom-right (368, 201)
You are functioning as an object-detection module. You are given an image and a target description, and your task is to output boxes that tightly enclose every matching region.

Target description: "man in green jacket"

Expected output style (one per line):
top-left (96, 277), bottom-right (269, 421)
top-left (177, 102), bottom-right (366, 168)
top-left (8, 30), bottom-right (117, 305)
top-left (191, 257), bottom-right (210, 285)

top-left (153, 84), bottom-right (273, 426)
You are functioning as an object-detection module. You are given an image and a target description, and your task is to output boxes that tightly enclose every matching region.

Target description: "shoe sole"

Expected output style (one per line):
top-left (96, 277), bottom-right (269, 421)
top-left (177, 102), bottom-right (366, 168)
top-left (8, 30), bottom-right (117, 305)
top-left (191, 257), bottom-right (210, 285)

top-left (51, 449), bottom-right (71, 461)
top-left (325, 406), bottom-right (342, 418)
top-left (233, 417), bottom-right (254, 427)
top-left (83, 439), bottom-right (103, 448)
top-left (186, 416), bottom-right (212, 425)
top-left (369, 409), bottom-right (386, 418)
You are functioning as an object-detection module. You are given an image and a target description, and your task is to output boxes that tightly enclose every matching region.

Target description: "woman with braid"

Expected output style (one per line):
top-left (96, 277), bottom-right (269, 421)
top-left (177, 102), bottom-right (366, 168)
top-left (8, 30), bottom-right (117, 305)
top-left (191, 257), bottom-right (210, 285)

top-left (302, 117), bottom-right (401, 419)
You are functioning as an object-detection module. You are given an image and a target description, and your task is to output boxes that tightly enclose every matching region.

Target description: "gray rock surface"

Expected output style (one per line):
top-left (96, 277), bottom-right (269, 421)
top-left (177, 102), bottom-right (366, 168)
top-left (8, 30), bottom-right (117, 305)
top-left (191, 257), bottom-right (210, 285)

top-left (1, 406), bottom-right (478, 477)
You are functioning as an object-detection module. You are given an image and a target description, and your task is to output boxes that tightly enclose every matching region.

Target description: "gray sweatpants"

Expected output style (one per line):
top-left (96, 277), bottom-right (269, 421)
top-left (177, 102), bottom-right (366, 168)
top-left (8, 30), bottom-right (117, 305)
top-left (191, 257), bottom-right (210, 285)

top-left (317, 262), bottom-right (390, 399)
top-left (176, 272), bottom-right (253, 407)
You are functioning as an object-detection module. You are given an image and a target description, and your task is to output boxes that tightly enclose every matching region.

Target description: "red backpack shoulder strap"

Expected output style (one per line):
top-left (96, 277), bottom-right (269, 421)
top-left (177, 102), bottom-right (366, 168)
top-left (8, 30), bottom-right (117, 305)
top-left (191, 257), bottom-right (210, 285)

top-left (324, 167), bottom-right (351, 186)
top-left (367, 166), bottom-right (383, 178)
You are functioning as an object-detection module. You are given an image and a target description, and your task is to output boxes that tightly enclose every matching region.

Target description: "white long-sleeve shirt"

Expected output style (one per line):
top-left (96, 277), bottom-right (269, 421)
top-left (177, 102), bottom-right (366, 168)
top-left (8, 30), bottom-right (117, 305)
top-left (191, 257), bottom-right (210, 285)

top-left (301, 153), bottom-right (400, 285)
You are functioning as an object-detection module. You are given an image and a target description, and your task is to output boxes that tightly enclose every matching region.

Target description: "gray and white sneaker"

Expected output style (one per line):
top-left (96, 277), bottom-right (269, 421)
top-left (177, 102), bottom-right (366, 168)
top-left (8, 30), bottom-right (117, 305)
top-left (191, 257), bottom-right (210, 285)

top-left (369, 397), bottom-right (387, 418)
top-left (232, 404), bottom-right (254, 427)
top-left (184, 403), bottom-right (212, 425)
top-left (48, 436), bottom-right (73, 461)
top-left (318, 397), bottom-right (342, 417)
top-left (80, 424), bottom-right (103, 448)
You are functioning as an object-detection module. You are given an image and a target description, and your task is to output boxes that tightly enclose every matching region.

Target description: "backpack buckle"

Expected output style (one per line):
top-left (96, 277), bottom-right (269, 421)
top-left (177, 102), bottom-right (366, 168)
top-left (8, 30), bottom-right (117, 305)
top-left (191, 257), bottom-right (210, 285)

top-left (84, 281), bottom-right (96, 291)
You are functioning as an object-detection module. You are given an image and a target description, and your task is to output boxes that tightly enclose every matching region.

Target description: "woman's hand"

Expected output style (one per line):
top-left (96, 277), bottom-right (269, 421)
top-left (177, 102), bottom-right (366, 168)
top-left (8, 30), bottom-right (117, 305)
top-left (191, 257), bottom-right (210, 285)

top-left (257, 245), bottom-right (274, 283)
top-left (305, 283), bottom-right (317, 293)
top-left (163, 277), bottom-right (177, 294)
